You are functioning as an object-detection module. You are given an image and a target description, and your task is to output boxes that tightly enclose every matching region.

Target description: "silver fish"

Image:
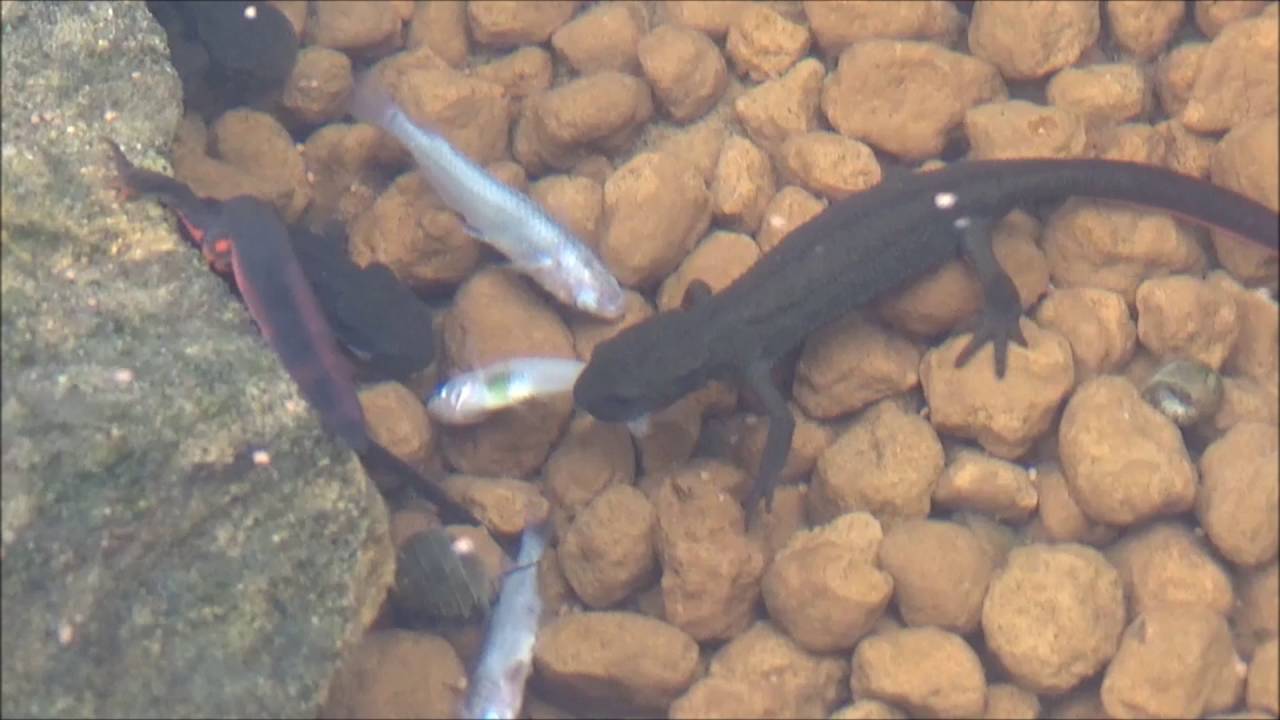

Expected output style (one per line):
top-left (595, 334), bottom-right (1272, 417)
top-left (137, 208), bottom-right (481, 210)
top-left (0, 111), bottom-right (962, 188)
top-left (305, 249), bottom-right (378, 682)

top-left (460, 519), bottom-right (550, 720)
top-left (351, 76), bottom-right (626, 320)
top-left (427, 357), bottom-right (585, 425)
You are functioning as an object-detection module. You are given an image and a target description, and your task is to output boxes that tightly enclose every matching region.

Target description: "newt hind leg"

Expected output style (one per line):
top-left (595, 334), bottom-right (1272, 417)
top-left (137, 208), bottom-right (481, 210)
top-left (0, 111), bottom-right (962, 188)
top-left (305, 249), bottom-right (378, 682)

top-left (741, 359), bottom-right (794, 514)
top-left (952, 215), bottom-right (1027, 378)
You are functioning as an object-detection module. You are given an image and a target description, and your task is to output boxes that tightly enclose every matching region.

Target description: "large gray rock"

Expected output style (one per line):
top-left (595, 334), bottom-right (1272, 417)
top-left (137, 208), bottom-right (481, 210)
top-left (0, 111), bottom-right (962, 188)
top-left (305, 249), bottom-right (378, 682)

top-left (1, 3), bottom-right (393, 716)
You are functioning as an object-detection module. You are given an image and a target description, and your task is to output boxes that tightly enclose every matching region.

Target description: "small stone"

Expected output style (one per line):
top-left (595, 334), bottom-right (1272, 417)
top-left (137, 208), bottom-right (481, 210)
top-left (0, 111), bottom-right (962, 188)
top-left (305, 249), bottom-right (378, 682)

top-left (734, 58), bottom-right (825, 156)
top-left (725, 4), bottom-right (810, 81)
top-left (1106, 0), bottom-right (1186, 59)
top-left (1058, 376), bottom-right (1197, 527)
top-left (1197, 422), bottom-right (1279, 567)
top-left (982, 543), bottom-right (1125, 694)
top-left (777, 131), bottom-right (881, 202)
top-left (851, 627), bottom-right (987, 719)
top-left (932, 450), bottom-right (1038, 523)
top-left (533, 611), bottom-right (700, 711)
top-left (823, 40), bottom-right (1006, 160)
top-left (550, 2), bottom-right (648, 75)
top-left (968, 0), bottom-right (1101, 80)
top-left (1135, 274), bottom-right (1240, 370)
top-left (762, 512), bottom-right (892, 653)
top-left (878, 519), bottom-right (993, 634)
top-left (600, 151), bottom-right (710, 288)
top-left (637, 24), bottom-right (727, 123)
top-left (710, 135), bottom-right (775, 234)
top-left (467, 0), bottom-right (577, 48)
top-left (558, 484), bottom-right (656, 608)
top-left (1101, 606), bottom-right (1239, 719)
top-left (809, 400), bottom-right (944, 523)
top-left (1105, 521), bottom-right (1235, 617)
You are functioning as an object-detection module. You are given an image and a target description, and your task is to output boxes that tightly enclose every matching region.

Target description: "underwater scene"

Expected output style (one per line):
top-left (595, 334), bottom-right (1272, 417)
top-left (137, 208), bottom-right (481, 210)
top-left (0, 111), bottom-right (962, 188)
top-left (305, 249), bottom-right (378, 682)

top-left (2, 2), bottom-right (1278, 718)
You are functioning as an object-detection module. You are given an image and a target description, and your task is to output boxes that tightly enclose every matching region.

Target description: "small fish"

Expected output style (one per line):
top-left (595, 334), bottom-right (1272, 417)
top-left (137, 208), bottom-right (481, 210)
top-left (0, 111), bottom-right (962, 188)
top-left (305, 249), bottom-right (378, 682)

top-left (350, 75), bottom-right (627, 320)
top-left (460, 519), bottom-right (550, 720)
top-left (428, 357), bottom-right (585, 425)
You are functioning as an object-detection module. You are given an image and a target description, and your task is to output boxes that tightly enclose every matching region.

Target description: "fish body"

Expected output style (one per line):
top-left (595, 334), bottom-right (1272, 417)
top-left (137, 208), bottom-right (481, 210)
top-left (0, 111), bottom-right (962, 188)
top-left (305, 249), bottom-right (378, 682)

top-left (351, 78), bottom-right (626, 320)
top-left (461, 519), bottom-right (550, 720)
top-left (428, 357), bottom-right (585, 425)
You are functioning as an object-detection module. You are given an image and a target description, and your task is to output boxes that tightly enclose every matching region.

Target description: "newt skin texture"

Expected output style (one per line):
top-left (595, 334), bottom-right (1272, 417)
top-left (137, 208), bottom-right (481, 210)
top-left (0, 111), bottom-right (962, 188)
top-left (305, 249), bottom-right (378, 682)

top-left (574, 158), bottom-right (1280, 509)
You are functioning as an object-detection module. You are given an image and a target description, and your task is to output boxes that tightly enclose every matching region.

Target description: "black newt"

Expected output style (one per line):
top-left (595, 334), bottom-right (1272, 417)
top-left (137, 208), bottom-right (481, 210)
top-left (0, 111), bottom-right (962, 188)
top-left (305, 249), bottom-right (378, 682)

top-left (290, 226), bottom-right (436, 381)
top-left (574, 158), bottom-right (1280, 509)
top-left (105, 139), bottom-right (472, 524)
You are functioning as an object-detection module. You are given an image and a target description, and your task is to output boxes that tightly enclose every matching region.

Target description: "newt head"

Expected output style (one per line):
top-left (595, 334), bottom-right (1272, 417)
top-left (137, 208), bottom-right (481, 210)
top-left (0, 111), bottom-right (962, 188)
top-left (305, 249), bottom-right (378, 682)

top-left (573, 308), bottom-right (712, 422)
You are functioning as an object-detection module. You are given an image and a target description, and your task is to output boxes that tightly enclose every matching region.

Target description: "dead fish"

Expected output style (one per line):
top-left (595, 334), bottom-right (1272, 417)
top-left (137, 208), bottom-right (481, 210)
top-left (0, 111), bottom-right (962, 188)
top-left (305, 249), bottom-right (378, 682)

top-left (350, 75), bottom-right (626, 319)
top-left (460, 519), bottom-right (550, 720)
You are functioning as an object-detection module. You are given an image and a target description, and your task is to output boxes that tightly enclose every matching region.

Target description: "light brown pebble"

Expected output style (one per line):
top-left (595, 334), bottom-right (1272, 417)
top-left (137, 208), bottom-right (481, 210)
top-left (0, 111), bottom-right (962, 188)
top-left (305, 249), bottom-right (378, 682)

top-left (1032, 461), bottom-right (1116, 546)
top-left (1209, 116), bottom-right (1280, 286)
top-left (1234, 563), bottom-right (1279, 658)
top-left (636, 23), bottom-right (728, 123)
top-left (762, 512), bottom-right (892, 653)
top-left (1045, 63), bottom-right (1151, 126)
top-left (467, 0), bottom-right (577, 48)
top-left (710, 135), bottom-right (775, 234)
top-left (983, 682), bottom-right (1041, 720)
top-left (558, 484), bottom-right (656, 608)
top-left (933, 450), bottom-right (1038, 522)
top-left (878, 519), bottom-right (993, 634)
top-left (982, 543), bottom-right (1125, 694)
top-left (673, 621), bottom-right (849, 719)
top-left (725, 4), bottom-right (810, 81)
top-left (1195, 0), bottom-right (1270, 37)
top-left (533, 611), bottom-right (700, 712)
top-left (830, 699), bottom-right (908, 719)
top-left (653, 462), bottom-right (764, 641)
top-left (965, 99), bottom-right (1087, 160)
top-left (515, 71), bottom-right (653, 173)
top-left (439, 475), bottom-right (548, 537)
top-left (1105, 0), bottom-right (1186, 59)
top-left (1247, 638), bottom-right (1279, 715)
top-left (777, 131), bottom-right (881, 202)
top-left (1135, 274), bottom-right (1240, 370)
top-left (851, 627), bottom-right (987, 719)
top-left (733, 57), bottom-right (824, 157)
top-left (792, 314), bottom-right (920, 421)
top-left (809, 400), bottom-right (944, 523)
top-left (656, 0), bottom-right (747, 40)
top-left (406, 1), bottom-right (469, 67)
top-left (529, 174), bottom-right (603, 249)
top-left (1180, 9), bottom-right (1279, 133)
top-left (1101, 605), bottom-right (1240, 719)
top-left (802, 0), bottom-right (962, 57)
top-left (472, 46), bottom-right (553, 105)
top-left (542, 413), bottom-right (635, 526)
top-left (210, 108), bottom-right (312, 223)
top-left (550, 2), bottom-right (647, 75)
top-left (823, 40), bottom-right (1006, 160)
top-left (756, 184), bottom-right (826, 253)
top-left (656, 231), bottom-right (759, 312)
top-left (348, 170), bottom-right (480, 290)
top-left (1058, 375), bottom-right (1196, 526)
top-left (921, 319), bottom-right (1074, 459)
top-left (1208, 272), bottom-right (1279, 386)
top-left (437, 269), bottom-right (575, 477)
top-left (1105, 521), bottom-right (1235, 617)
top-left (1197, 422), bottom-right (1279, 567)
top-left (320, 630), bottom-right (466, 719)
top-left (968, 1), bottom-right (1100, 81)
top-left (653, 117), bottom-right (728, 183)
top-left (306, 1), bottom-right (404, 54)
top-left (1032, 287), bottom-right (1136, 381)
top-left (600, 151), bottom-right (710, 288)
top-left (1154, 40), bottom-right (1206, 119)
top-left (358, 382), bottom-right (435, 491)
top-left (282, 46), bottom-right (354, 125)
top-left (1041, 198), bottom-right (1206, 305)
